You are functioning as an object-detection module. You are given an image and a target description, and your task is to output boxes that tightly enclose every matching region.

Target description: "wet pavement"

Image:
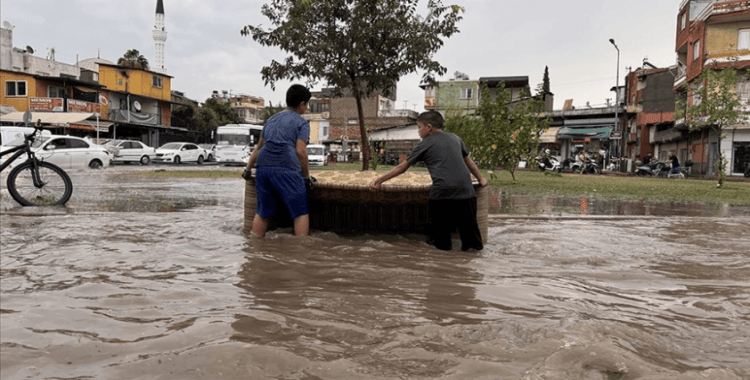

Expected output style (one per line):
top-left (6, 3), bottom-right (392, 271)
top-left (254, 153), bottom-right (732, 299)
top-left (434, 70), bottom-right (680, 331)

top-left (1, 165), bottom-right (749, 379)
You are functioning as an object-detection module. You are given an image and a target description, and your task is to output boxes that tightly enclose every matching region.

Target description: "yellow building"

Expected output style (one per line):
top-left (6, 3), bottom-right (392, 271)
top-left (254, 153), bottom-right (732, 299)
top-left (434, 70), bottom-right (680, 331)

top-left (98, 63), bottom-right (172, 126)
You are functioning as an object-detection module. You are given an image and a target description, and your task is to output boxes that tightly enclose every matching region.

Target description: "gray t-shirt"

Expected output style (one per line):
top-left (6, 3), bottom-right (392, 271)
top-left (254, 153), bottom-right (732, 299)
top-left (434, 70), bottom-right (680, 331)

top-left (407, 131), bottom-right (476, 200)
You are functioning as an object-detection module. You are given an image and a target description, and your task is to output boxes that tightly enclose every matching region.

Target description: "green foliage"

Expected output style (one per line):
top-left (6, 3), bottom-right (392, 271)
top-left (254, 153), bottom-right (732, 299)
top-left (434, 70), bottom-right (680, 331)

top-left (261, 101), bottom-right (285, 124)
top-left (444, 84), bottom-right (549, 183)
top-left (171, 106), bottom-right (197, 130)
top-left (535, 65), bottom-right (550, 96)
top-left (242, 0), bottom-right (464, 170)
top-left (195, 98), bottom-right (243, 131)
top-left (117, 49), bottom-right (149, 70)
top-left (370, 145), bottom-right (379, 171)
top-left (675, 68), bottom-right (746, 187)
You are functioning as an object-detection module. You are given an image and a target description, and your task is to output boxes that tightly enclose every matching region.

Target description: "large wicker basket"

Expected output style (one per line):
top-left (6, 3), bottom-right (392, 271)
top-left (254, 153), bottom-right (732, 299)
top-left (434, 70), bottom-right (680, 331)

top-left (243, 172), bottom-right (488, 243)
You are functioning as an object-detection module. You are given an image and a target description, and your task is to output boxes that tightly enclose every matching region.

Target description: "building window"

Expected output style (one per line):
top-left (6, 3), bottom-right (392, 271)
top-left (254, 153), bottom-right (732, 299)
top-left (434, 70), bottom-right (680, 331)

top-left (460, 88), bottom-right (473, 100)
top-left (693, 40), bottom-right (701, 61)
top-left (320, 121), bottom-right (329, 140)
top-left (5, 80), bottom-right (27, 97)
top-left (117, 79), bottom-right (124, 86)
top-left (739, 29), bottom-right (750, 51)
top-left (680, 13), bottom-right (686, 30)
top-left (49, 86), bottom-right (65, 98)
top-left (152, 75), bottom-right (163, 88)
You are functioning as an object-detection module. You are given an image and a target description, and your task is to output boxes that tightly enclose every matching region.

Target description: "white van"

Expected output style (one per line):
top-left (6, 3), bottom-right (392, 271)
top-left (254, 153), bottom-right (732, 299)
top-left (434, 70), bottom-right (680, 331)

top-left (0, 126), bottom-right (51, 148)
top-left (306, 144), bottom-right (327, 166)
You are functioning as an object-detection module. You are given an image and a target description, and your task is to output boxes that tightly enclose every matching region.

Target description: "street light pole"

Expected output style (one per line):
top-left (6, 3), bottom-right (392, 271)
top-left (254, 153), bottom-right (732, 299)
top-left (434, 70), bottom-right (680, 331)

top-left (609, 38), bottom-right (620, 171)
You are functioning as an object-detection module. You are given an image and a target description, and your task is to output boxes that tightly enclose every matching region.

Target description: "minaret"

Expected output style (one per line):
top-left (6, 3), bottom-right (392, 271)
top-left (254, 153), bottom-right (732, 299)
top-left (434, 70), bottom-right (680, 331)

top-left (152, 0), bottom-right (167, 73)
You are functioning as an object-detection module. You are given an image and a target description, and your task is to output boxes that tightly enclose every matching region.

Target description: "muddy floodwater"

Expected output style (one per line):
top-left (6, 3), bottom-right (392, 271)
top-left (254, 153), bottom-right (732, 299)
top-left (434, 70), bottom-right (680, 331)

top-left (1, 167), bottom-right (749, 379)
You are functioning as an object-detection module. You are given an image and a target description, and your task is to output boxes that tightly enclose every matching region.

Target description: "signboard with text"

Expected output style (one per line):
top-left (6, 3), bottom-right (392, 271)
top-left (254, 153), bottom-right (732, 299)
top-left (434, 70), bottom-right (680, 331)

top-left (67, 99), bottom-right (101, 114)
top-left (29, 97), bottom-right (64, 111)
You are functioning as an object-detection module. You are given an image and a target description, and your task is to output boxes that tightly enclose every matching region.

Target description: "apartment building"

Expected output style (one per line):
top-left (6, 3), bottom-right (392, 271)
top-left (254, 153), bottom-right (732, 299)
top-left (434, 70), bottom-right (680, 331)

top-left (675, 0), bottom-right (750, 176)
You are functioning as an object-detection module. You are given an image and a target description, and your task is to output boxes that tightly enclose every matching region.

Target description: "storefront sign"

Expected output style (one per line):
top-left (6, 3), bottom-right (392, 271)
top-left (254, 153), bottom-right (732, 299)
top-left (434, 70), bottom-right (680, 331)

top-left (29, 97), bottom-right (63, 111)
top-left (67, 99), bottom-right (101, 114)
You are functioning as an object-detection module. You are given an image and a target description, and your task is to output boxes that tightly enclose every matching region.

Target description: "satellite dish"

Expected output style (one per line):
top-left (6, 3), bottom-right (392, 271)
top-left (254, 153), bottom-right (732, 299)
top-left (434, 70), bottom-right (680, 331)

top-left (3, 21), bottom-right (13, 30)
top-left (26, 45), bottom-right (34, 54)
top-left (99, 95), bottom-right (109, 105)
top-left (132, 100), bottom-right (142, 112)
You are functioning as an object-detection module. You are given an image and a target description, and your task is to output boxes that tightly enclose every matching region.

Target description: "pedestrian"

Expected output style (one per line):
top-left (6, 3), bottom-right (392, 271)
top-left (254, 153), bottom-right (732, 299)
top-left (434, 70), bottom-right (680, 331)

top-left (642, 153), bottom-right (652, 165)
top-left (577, 149), bottom-right (589, 175)
top-left (369, 111), bottom-right (488, 251)
top-left (669, 154), bottom-right (681, 175)
top-left (244, 84), bottom-right (313, 237)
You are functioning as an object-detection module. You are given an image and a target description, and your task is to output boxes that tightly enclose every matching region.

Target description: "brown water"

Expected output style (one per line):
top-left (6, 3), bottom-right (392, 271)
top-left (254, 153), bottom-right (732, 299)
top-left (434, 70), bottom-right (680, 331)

top-left (1, 167), bottom-right (749, 379)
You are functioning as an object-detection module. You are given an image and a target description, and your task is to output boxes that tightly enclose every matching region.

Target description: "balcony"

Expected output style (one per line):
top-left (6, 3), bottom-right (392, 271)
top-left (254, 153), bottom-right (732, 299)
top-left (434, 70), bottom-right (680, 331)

top-left (109, 109), bottom-right (158, 125)
top-left (652, 127), bottom-right (684, 143)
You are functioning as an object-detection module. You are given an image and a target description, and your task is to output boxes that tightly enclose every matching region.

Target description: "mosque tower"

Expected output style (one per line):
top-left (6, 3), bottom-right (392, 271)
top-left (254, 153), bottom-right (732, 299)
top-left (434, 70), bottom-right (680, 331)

top-left (152, 0), bottom-right (167, 73)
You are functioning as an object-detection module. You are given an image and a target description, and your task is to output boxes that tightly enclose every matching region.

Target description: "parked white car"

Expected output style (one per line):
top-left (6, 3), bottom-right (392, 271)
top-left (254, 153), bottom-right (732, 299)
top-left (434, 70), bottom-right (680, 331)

top-left (198, 144), bottom-right (217, 162)
top-left (153, 142), bottom-right (206, 164)
top-left (105, 140), bottom-right (156, 165)
top-left (215, 145), bottom-right (251, 166)
top-left (3, 135), bottom-right (111, 170)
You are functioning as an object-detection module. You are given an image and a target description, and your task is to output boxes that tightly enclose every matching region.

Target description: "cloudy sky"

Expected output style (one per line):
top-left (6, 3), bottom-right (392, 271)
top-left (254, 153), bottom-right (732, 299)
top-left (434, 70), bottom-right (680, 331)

top-left (2, 0), bottom-right (679, 110)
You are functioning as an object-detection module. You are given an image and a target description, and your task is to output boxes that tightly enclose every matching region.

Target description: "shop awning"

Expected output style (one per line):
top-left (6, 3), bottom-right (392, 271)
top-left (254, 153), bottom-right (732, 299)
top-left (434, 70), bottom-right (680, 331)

top-left (71, 119), bottom-right (114, 132)
top-left (539, 127), bottom-right (561, 143)
top-left (556, 125), bottom-right (613, 140)
top-left (1, 111), bottom-right (95, 125)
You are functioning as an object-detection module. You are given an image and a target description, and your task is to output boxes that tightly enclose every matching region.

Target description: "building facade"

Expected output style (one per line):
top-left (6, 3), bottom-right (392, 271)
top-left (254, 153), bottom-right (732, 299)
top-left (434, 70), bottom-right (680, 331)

top-left (675, 0), bottom-right (750, 176)
top-left (422, 74), bottom-right (534, 116)
top-left (622, 65), bottom-right (677, 164)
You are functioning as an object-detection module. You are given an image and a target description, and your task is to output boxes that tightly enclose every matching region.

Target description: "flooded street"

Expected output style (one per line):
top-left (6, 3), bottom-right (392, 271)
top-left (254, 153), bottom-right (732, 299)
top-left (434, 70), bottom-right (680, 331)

top-left (1, 166), bottom-right (749, 379)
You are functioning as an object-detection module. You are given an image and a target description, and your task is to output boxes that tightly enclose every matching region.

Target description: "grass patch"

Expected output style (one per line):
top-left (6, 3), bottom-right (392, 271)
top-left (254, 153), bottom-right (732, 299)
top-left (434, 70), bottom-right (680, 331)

top-left (487, 170), bottom-right (750, 205)
top-left (135, 167), bottom-right (749, 205)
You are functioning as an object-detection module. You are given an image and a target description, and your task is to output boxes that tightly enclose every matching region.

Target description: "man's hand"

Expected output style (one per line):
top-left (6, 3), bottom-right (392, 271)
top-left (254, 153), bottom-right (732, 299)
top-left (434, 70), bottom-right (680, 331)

top-left (305, 176), bottom-right (317, 192)
top-left (479, 177), bottom-right (489, 187)
top-left (369, 180), bottom-right (382, 191)
top-left (241, 169), bottom-right (253, 181)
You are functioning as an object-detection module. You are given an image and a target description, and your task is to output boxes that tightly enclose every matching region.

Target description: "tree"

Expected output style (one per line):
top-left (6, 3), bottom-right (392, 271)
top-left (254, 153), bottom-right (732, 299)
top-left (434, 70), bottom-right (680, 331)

top-left (171, 106), bottom-right (198, 130)
top-left (675, 67), bottom-right (746, 188)
top-left (445, 84), bottom-right (549, 183)
top-left (535, 66), bottom-right (550, 96)
top-left (117, 49), bottom-right (149, 70)
top-left (261, 101), bottom-right (285, 124)
top-left (194, 97), bottom-right (243, 132)
top-left (242, 0), bottom-right (464, 170)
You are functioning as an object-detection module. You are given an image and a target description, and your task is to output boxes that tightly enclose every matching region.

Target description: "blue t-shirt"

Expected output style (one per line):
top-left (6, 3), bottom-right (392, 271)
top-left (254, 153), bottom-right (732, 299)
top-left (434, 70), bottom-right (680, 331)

top-left (256, 110), bottom-right (310, 171)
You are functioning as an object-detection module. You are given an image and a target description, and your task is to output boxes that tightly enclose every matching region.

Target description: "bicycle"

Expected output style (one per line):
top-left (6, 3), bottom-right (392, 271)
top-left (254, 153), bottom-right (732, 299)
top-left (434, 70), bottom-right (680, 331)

top-left (1, 113), bottom-right (73, 206)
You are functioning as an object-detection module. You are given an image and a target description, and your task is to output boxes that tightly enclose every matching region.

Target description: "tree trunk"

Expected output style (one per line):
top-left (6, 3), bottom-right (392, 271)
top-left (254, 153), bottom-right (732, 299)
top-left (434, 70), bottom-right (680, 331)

top-left (355, 94), bottom-right (370, 171)
top-left (715, 127), bottom-right (725, 188)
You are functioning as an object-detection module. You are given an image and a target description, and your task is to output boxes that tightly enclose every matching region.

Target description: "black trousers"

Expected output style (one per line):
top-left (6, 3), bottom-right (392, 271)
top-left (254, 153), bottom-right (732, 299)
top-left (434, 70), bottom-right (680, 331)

top-left (427, 197), bottom-right (483, 251)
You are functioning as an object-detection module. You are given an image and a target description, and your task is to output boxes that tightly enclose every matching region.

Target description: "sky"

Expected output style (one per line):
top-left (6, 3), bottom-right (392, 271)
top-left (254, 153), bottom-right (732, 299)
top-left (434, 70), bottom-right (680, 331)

top-left (1, 0), bottom-right (680, 111)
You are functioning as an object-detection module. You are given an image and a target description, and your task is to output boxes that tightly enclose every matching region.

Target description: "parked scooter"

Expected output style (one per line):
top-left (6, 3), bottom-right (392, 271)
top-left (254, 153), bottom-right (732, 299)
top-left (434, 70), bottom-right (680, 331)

top-left (666, 160), bottom-right (694, 179)
top-left (636, 161), bottom-right (667, 177)
top-left (536, 153), bottom-right (562, 173)
top-left (571, 160), bottom-right (599, 174)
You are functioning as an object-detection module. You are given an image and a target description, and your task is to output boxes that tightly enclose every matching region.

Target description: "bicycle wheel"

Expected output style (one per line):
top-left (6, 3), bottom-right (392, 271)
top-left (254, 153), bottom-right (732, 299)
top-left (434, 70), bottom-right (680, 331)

top-left (7, 161), bottom-right (73, 206)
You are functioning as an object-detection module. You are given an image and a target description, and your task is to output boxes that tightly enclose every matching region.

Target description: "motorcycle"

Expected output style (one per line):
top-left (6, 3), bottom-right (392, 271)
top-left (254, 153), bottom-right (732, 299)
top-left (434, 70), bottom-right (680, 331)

top-left (537, 156), bottom-right (562, 173)
top-left (571, 160), bottom-right (599, 174)
top-left (636, 161), bottom-right (667, 177)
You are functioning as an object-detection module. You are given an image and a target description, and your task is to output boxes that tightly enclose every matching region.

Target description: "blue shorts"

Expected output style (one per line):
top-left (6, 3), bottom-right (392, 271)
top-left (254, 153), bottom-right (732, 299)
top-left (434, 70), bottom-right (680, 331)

top-left (255, 167), bottom-right (309, 220)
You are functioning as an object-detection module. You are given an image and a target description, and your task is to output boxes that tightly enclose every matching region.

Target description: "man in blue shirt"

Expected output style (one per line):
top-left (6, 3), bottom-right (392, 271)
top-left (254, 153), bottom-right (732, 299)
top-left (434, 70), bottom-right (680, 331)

top-left (370, 111), bottom-right (488, 251)
top-left (245, 84), bottom-right (312, 237)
